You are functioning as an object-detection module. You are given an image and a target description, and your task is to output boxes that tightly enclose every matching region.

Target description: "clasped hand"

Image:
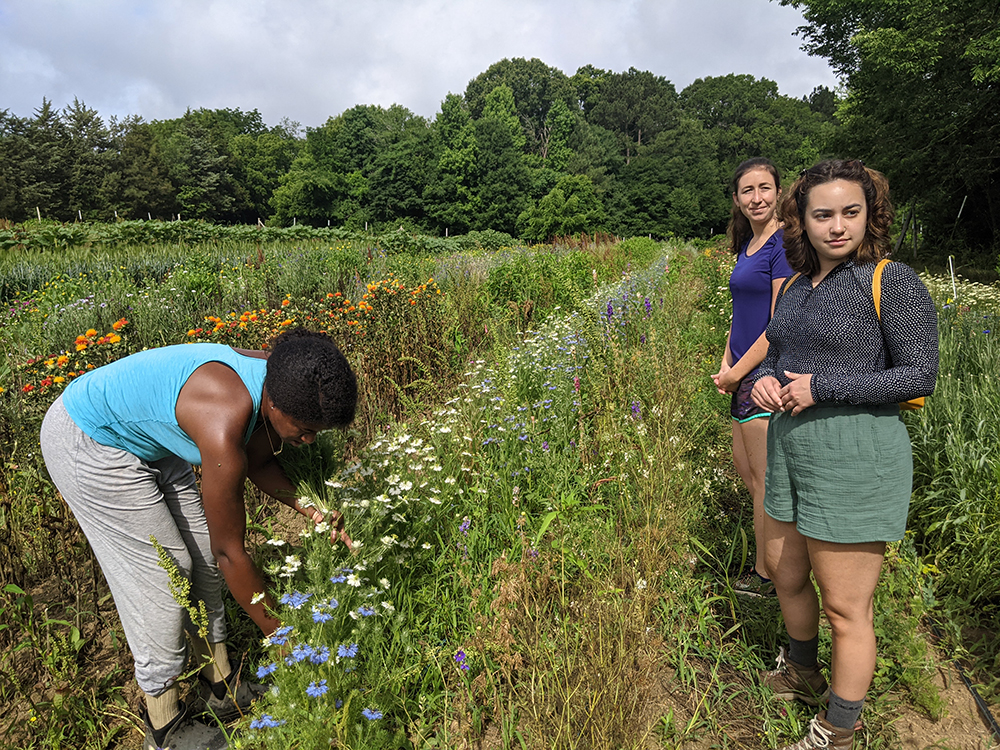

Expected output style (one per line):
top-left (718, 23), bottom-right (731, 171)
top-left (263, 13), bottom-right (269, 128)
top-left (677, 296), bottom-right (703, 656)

top-left (750, 371), bottom-right (815, 415)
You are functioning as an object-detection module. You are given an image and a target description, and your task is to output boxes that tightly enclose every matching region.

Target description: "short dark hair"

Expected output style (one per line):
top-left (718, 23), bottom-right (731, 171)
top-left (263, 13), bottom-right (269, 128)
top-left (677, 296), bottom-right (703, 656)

top-left (727, 158), bottom-right (782, 255)
top-left (265, 328), bottom-right (357, 427)
top-left (781, 159), bottom-right (894, 276)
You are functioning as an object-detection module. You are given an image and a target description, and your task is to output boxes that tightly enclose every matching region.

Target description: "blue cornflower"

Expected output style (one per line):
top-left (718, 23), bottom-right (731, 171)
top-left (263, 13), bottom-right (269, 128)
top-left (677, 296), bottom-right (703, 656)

top-left (362, 708), bottom-right (384, 720)
top-left (285, 643), bottom-right (313, 665)
top-left (335, 699), bottom-right (343, 709)
top-left (327, 597), bottom-right (339, 609)
top-left (306, 679), bottom-right (328, 698)
top-left (337, 643), bottom-right (359, 659)
top-left (250, 714), bottom-right (285, 729)
top-left (310, 645), bottom-right (330, 664)
top-left (312, 608), bottom-right (332, 624)
top-left (268, 625), bottom-right (293, 646)
top-left (542, 441), bottom-right (549, 451)
top-left (357, 606), bottom-right (376, 617)
top-left (329, 575), bottom-right (346, 584)
top-left (279, 591), bottom-right (312, 610)
top-left (256, 662), bottom-right (278, 679)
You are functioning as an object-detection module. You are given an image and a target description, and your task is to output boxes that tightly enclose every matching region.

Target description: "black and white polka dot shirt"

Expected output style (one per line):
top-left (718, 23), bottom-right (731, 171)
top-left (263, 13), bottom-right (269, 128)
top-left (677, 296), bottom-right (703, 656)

top-left (755, 259), bottom-right (939, 405)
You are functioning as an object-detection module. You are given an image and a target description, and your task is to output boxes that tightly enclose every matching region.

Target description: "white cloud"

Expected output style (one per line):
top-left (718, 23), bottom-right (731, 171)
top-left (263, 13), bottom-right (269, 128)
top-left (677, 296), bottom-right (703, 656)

top-left (0, 0), bottom-right (837, 126)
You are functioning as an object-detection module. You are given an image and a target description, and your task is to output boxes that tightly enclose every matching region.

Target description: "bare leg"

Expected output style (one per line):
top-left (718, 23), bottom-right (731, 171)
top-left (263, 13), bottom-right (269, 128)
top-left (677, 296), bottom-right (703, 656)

top-left (733, 418), bottom-right (770, 578)
top-left (764, 515), bottom-right (819, 641)
top-left (809, 538), bottom-right (885, 701)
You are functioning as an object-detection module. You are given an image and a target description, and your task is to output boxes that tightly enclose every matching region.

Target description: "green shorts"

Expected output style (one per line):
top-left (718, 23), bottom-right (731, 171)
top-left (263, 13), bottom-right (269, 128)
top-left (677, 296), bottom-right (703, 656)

top-left (763, 404), bottom-right (912, 543)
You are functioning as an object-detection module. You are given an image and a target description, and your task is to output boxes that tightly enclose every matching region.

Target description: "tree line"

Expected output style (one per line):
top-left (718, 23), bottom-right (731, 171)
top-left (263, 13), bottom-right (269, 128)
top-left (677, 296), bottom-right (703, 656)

top-left (0, 60), bottom-right (834, 242)
top-left (1, 0), bottom-right (997, 260)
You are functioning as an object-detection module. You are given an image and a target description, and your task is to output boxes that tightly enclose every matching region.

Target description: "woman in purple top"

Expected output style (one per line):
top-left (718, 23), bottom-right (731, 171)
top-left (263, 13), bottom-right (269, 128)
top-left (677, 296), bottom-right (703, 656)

top-left (712, 158), bottom-right (794, 597)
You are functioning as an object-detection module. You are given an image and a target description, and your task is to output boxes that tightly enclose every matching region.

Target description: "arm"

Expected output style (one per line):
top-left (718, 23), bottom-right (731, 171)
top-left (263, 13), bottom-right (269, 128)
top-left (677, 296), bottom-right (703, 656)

top-left (176, 363), bottom-right (280, 635)
top-left (810, 264), bottom-right (939, 404)
top-left (245, 430), bottom-right (352, 546)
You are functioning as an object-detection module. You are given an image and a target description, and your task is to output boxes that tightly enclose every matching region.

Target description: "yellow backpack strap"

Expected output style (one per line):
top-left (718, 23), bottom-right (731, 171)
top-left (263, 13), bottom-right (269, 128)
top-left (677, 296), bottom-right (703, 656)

top-left (872, 259), bottom-right (891, 319)
top-left (779, 272), bottom-right (801, 300)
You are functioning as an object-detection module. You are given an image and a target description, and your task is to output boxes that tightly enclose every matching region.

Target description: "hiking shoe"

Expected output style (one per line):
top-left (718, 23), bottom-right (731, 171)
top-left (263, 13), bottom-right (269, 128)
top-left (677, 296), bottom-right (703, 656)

top-left (733, 569), bottom-right (777, 598)
top-left (143, 701), bottom-right (227, 750)
top-left (197, 664), bottom-right (267, 722)
top-left (764, 646), bottom-right (830, 706)
top-left (780, 710), bottom-right (855, 749)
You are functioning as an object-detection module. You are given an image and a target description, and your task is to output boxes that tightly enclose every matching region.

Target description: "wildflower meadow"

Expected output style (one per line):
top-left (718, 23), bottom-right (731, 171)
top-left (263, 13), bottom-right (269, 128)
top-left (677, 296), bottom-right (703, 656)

top-left (0, 231), bottom-right (998, 748)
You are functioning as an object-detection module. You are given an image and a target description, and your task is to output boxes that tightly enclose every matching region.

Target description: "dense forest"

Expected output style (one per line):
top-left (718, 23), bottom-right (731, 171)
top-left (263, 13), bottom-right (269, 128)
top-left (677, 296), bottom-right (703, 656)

top-left (1, 0), bottom-right (997, 261)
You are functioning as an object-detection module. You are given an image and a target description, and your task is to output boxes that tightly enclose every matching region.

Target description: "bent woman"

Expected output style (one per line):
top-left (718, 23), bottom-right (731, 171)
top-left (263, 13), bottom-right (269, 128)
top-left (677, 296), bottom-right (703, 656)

top-left (40, 328), bottom-right (357, 750)
top-left (751, 160), bottom-right (937, 749)
top-left (712, 157), bottom-right (793, 597)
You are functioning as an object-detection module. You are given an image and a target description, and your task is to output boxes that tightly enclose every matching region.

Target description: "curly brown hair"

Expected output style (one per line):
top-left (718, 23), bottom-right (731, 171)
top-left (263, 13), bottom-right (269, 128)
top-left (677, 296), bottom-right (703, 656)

top-left (726, 157), bottom-right (782, 255)
top-left (780, 159), bottom-right (894, 276)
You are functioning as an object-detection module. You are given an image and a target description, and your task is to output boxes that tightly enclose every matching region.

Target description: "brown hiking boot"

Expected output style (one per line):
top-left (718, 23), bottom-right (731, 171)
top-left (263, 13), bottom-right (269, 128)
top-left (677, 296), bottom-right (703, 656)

top-left (764, 646), bottom-right (829, 706)
top-left (780, 711), bottom-right (855, 749)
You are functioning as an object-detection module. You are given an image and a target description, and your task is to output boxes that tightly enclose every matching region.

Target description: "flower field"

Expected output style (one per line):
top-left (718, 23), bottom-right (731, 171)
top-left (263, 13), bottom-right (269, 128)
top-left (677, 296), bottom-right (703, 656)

top-left (0, 235), bottom-right (999, 748)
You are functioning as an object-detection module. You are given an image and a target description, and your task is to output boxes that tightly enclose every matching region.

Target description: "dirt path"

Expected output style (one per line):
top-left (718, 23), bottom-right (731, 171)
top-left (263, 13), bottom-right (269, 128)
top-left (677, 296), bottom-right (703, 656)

top-left (896, 662), bottom-right (999, 750)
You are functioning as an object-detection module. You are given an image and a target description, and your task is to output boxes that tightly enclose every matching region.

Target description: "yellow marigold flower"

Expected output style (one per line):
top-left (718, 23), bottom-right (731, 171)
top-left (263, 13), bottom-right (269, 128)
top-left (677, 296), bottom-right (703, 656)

top-left (86, 364), bottom-right (95, 369)
top-left (45, 358), bottom-right (55, 367)
top-left (76, 343), bottom-right (87, 352)
top-left (85, 328), bottom-right (98, 337)
top-left (188, 329), bottom-right (198, 336)
top-left (53, 376), bottom-right (65, 384)
top-left (109, 334), bottom-right (121, 344)
top-left (56, 355), bottom-right (69, 366)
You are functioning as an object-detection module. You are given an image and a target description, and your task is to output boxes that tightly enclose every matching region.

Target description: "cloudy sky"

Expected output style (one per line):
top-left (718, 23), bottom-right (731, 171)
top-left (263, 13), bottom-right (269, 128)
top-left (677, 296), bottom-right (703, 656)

top-left (0, 0), bottom-right (837, 129)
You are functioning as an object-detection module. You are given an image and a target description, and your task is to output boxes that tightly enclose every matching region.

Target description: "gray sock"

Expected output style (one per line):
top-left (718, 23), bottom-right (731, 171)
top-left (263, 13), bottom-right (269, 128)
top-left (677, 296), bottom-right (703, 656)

top-left (788, 634), bottom-right (818, 668)
top-left (826, 688), bottom-right (864, 730)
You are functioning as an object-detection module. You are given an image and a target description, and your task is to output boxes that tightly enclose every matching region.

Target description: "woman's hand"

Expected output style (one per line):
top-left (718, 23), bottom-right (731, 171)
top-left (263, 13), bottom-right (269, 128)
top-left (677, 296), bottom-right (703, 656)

top-left (780, 371), bottom-right (815, 415)
top-left (751, 375), bottom-right (784, 412)
top-left (307, 508), bottom-right (353, 548)
top-left (711, 363), bottom-right (738, 395)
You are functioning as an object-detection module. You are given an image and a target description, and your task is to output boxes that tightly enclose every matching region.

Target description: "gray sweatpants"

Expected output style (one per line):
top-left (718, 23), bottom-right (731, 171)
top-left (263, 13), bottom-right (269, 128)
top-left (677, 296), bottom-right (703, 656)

top-left (40, 395), bottom-right (227, 696)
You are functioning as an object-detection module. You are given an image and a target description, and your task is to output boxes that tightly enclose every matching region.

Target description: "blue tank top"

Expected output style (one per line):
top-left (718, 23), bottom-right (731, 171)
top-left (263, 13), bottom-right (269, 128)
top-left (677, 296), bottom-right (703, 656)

top-left (62, 344), bottom-right (267, 465)
top-left (728, 229), bottom-right (794, 364)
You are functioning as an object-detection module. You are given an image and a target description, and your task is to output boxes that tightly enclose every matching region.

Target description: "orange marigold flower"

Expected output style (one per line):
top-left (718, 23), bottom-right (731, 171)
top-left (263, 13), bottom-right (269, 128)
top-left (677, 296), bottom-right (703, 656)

top-left (410, 299), bottom-right (416, 305)
top-left (22, 384), bottom-right (35, 393)
top-left (188, 329), bottom-right (198, 336)
top-left (56, 355), bottom-right (69, 366)
top-left (76, 343), bottom-right (87, 352)
top-left (334, 292), bottom-right (342, 297)
top-left (86, 364), bottom-right (95, 369)
top-left (85, 328), bottom-right (98, 337)
top-left (40, 378), bottom-right (53, 387)
top-left (112, 318), bottom-right (128, 331)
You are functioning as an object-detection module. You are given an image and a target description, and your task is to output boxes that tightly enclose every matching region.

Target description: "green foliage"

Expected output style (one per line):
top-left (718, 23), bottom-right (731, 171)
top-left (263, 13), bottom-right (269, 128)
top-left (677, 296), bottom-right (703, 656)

top-left (517, 174), bottom-right (607, 241)
top-left (908, 277), bottom-right (1000, 605)
top-left (782, 0), bottom-right (1000, 255)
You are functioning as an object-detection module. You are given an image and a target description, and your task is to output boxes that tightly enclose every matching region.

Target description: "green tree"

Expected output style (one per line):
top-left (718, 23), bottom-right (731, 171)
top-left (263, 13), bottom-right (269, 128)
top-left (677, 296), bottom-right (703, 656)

top-left (63, 99), bottom-right (114, 221)
top-left (100, 116), bottom-right (176, 220)
top-left (679, 73), bottom-right (833, 182)
top-left (464, 58), bottom-right (576, 157)
top-left (612, 118), bottom-right (726, 238)
top-left (781, 0), bottom-right (1000, 254)
top-left (517, 174), bottom-right (606, 241)
top-left (588, 68), bottom-right (679, 164)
